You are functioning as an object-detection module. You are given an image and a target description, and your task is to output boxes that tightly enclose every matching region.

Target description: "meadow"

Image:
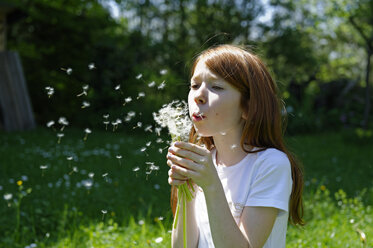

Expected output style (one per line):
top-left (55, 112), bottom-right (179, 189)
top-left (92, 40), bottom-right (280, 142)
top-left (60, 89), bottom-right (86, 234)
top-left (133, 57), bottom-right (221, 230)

top-left (0, 128), bottom-right (372, 247)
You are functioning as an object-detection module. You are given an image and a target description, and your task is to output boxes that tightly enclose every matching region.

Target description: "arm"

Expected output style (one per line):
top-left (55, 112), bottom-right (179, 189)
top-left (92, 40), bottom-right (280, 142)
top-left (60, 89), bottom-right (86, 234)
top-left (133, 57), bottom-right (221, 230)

top-left (203, 183), bottom-right (277, 248)
top-left (171, 192), bottom-right (199, 248)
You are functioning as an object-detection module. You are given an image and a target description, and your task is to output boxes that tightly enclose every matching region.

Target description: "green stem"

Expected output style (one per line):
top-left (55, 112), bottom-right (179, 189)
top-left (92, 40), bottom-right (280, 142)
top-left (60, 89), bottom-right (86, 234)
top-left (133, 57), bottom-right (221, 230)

top-left (183, 192), bottom-right (187, 248)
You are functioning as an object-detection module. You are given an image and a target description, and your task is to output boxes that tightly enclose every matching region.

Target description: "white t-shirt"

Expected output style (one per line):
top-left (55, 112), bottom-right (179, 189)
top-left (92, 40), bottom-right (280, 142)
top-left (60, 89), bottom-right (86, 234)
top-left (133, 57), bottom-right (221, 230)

top-left (195, 147), bottom-right (293, 248)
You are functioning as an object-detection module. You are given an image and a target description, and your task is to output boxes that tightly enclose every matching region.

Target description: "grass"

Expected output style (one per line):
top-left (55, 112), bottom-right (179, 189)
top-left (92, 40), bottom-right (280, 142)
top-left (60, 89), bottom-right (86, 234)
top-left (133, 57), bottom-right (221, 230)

top-left (0, 128), bottom-right (372, 247)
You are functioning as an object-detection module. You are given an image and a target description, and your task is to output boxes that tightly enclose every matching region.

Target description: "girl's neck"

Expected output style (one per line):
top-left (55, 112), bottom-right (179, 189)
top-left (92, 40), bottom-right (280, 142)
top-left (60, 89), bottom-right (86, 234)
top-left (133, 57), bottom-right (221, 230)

top-left (212, 125), bottom-right (248, 167)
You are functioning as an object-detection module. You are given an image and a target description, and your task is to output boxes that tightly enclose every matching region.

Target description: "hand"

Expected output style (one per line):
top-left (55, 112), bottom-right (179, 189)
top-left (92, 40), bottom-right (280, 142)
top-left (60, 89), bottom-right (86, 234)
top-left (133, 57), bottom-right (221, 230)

top-left (166, 141), bottom-right (219, 191)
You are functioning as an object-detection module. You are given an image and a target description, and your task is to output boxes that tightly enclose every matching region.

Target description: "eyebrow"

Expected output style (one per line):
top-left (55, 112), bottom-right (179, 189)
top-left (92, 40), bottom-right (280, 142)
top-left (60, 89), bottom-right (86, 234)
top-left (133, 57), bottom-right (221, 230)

top-left (191, 73), bottom-right (219, 81)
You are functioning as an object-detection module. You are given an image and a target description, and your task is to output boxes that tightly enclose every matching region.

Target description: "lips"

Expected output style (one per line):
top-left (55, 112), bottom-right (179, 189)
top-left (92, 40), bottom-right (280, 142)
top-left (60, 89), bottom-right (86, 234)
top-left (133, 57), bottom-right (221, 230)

top-left (192, 112), bottom-right (206, 122)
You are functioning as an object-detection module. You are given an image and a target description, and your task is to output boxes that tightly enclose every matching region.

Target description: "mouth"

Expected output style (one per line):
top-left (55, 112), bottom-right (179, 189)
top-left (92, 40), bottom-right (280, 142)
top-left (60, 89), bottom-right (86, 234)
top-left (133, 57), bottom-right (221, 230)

top-left (192, 112), bottom-right (206, 122)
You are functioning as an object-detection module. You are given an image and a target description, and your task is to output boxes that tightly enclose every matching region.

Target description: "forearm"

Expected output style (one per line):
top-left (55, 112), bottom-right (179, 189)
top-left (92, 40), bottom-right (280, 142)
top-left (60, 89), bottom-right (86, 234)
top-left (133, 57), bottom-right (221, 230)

top-left (172, 191), bottom-right (199, 248)
top-left (203, 183), bottom-right (250, 248)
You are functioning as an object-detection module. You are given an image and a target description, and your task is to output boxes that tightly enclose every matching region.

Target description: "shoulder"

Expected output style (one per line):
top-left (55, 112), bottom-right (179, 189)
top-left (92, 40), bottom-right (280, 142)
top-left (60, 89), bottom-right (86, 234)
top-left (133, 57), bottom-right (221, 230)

top-left (255, 148), bottom-right (291, 173)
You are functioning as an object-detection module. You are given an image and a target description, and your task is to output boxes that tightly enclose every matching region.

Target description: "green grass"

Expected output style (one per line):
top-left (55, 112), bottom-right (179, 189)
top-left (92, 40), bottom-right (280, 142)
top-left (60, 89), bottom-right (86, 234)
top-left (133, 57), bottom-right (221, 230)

top-left (0, 128), bottom-right (372, 247)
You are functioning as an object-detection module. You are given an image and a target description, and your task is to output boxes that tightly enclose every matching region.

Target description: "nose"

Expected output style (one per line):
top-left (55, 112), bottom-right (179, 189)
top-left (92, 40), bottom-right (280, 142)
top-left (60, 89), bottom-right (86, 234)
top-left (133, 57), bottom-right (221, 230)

top-left (194, 84), bottom-right (207, 104)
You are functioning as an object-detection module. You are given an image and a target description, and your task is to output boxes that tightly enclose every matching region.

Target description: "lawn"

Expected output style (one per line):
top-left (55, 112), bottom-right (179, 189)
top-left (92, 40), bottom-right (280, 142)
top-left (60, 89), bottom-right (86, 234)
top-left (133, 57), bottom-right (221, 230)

top-left (0, 128), bottom-right (372, 247)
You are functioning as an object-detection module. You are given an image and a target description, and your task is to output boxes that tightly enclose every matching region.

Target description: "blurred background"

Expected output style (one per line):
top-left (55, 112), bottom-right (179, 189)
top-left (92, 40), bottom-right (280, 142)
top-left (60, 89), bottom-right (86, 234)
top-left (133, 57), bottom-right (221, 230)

top-left (0, 0), bottom-right (372, 247)
top-left (1, 0), bottom-right (372, 136)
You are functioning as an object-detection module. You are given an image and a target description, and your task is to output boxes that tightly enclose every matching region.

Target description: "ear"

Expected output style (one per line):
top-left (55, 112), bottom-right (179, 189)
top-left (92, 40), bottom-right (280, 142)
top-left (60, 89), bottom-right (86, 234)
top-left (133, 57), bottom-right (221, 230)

top-left (241, 111), bottom-right (248, 120)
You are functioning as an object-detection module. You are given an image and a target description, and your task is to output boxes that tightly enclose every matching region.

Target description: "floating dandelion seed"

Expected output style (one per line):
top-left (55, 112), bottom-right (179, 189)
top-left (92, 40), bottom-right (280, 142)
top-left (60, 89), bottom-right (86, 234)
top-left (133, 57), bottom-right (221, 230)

top-left (144, 125), bottom-right (153, 132)
top-left (160, 69), bottom-right (168, 75)
top-left (88, 172), bottom-right (94, 178)
top-left (133, 167), bottom-right (140, 172)
top-left (137, 92), bottom-right (145, 99)
top-left (101, 209), bottom-right (107, 220)
top-left (102, 173), bottom-right (108, 177)
top-left (146, 141), bottom-right (151, 147)
top-left (83, 128), bottom-right (91, 141)
top-left (45, 86), bottom-right (55, 98)
top-left (155, 127), bottom-right (162, 136)
top-left (69, 166), bottom-right (78, 175)
top-left (154, 184), bottom-right (160, 190)
top-left (220, 131), bottom-right (227, 135)
top-left (57, 133), bottom-right (64, 144)
top-left (88, 63), bottom-right (96, 70)
top-left (158, 148), bottom-right (163, 153)
top-left (133, 122), bottom-right (142, 129)
top-left (123, 96), bottom-right (132, 106)
top-left (103, 121), bottom-right (109, 130)
top-left (3, 193), bottom-right (12, 201)
top-left (81, 101), bottom-right (90, 108)
top-left (40, 165), bottom-right (48, 176)
top-left (136, 74), bottom-right (142, 80)
top-left (148, 81), bottom-right (156, 87)
top-left (115, 85), bottom-right (121, 90)
top-left (46, 120), bottom-right (55, 128)
top-left (140, 147), bottom-right (146, 152)
top-left (61, 67), bottom-right (73, 75)
top-left (156, 138), bottom-right (163, 143)
top-left (116, 155), bottom-right (122, 165)
top-left (67, 156), bottom-right (73, 168)
top-left (138, 220), bottom-right (144, 225)
top-left (128, 111), bottom-right (136, 117)
top-left (158, 80), bottom-right (166, 89)
top-left (58, 117), bottom-right (69, 131)
top-left (103, 114), bottom-right (109, 119)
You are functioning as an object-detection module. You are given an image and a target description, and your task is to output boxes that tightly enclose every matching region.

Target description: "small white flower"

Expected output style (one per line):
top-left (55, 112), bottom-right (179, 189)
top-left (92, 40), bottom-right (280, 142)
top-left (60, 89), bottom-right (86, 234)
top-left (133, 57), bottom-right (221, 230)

top-left (155, 237), bottom-right (163, 243)
top-left (3, 193), bottom-right (12, 201)
top-left (88, 63), bottom-right (96, 70)
top-left (148, 81), bottom-right (156, 87)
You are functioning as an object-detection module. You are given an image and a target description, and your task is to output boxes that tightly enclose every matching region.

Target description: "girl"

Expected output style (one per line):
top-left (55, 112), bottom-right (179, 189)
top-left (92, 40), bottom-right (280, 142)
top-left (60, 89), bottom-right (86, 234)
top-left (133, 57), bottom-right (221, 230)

top-left (166, 44), bottom-right (304, 248)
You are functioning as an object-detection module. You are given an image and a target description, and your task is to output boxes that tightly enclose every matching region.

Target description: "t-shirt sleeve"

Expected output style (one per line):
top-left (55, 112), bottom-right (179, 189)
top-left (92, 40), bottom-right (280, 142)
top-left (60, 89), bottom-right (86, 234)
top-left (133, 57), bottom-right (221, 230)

top-left (245, 150), bottom-right (293, 214)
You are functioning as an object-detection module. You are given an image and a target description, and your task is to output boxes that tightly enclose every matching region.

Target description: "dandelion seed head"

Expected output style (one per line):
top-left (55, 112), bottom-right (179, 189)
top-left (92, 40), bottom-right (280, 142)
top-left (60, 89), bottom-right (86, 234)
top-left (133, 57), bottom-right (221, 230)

top-left (153, 100), bottom-right (191, 141)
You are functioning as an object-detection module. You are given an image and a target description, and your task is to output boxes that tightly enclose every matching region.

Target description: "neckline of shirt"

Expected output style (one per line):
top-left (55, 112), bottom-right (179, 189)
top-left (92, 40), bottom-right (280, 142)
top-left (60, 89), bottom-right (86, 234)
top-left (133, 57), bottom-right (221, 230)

top-left (212, 147), bottom-right (259, 172)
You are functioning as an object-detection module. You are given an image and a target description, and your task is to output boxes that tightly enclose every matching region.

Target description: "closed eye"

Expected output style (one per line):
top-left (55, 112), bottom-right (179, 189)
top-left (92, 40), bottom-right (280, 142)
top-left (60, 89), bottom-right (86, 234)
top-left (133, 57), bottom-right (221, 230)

top-left (212, 86), bottom-right (224, 90)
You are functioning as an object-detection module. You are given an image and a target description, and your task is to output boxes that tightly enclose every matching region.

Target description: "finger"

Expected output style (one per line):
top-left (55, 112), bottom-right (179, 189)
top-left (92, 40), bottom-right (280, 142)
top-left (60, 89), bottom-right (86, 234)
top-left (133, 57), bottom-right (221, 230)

top-left (168, 168), bottom-right (188, 180)
top-left (167, 153), bottom-right (201, 172)
top-left (171, 164), bottom-right (198, 178)
top-left (168, 146), bottom-right (206, 164)
top-left (174, 141), bottom-right (209, 156)
top-left (168, 177), bottom-right (187, 186)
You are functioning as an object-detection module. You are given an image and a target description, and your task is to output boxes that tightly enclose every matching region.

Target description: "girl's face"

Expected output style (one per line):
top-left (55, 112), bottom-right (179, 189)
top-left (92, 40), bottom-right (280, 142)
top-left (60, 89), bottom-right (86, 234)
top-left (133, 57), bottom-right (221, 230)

top-left (188, 60), bottom-right (245, 137)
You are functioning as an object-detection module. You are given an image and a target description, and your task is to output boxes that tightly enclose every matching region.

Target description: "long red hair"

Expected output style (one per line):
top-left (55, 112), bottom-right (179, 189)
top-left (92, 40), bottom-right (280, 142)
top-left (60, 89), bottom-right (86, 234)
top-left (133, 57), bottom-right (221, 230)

top-left (171, 44), bottom-right (304, 226)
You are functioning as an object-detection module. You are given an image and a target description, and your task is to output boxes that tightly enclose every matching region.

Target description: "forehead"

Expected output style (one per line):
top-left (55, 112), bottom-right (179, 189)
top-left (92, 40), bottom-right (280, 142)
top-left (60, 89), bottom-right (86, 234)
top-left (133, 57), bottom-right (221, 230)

top-left (191, 60), bottom-right (219, 81)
